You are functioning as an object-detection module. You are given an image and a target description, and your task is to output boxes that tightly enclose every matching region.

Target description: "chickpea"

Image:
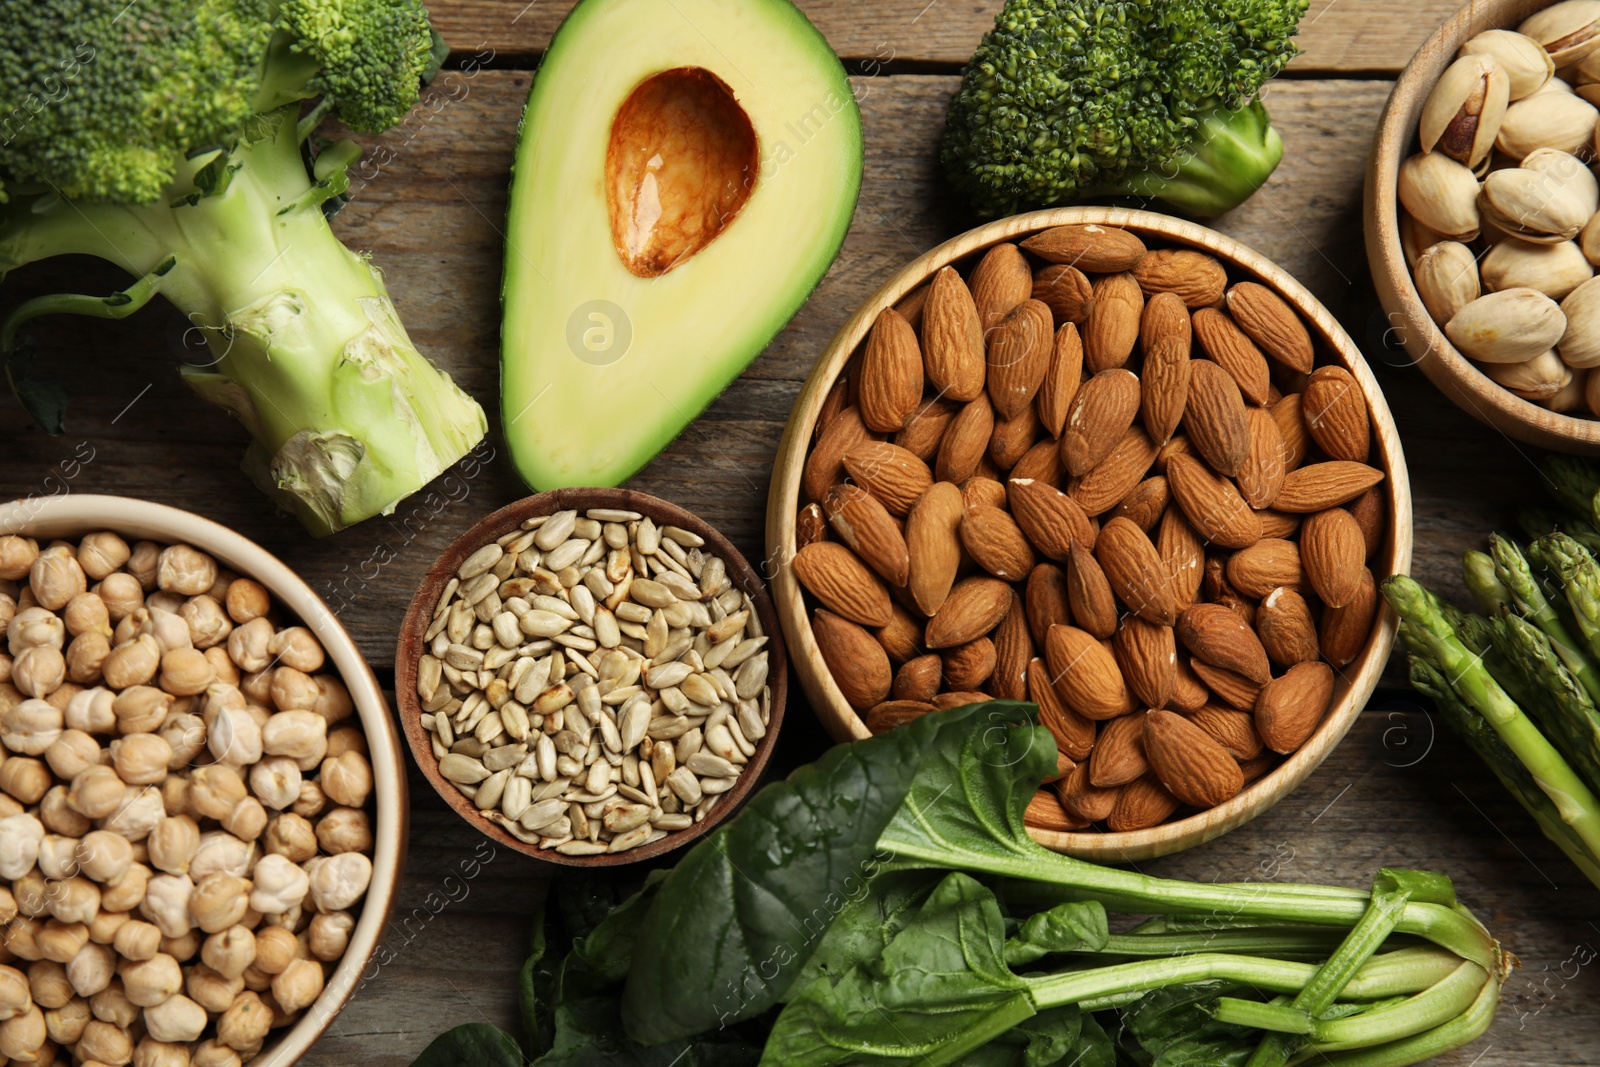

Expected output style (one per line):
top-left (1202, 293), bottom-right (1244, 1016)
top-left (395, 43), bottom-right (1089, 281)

top-left (0, 759), bottom-right (47, 806)
top-left (155, 713), bottom-right (203, 770)
top-left (187, 766), bottom-right (245, 822)
top-left (271, 955), bottom-right (324, 1015)
top-left (26, 960), bottom-right (70, 1009)
top-left (42, 677), bottom-right (79, 713)
top-left (176, 597), bottom-right (230, 652)
top-left (0, 1003), bottom-right (45, 1062)
top-left (99, 786), bottom-right (165, 843)
top-left (261, 815), bottom-right (316, 864)
top-left (145, 817), bottom-right (198, 877)
top-left (266, 668), bottom-right (318, 714)
top-left (0, 888), bottom-right (16, 926)
top-left (143, 991), bottom-right (206, 1043)
top-left (85, 911), bottom-right (128, 946)
top-left (49, 881), bottom-right (99, 929)
top-left (0, 651), bottom-right (9, 687)
top-left (77, 1016), bottom-right (133, 1065)
top-left (139, 609), bottom-right (191, 655)
top-left (215, 989), bottom-right (269, 1052)
top-left (289, 780), bottom-right (325, 820)
top-left (183, 964), bottom-right (241, 1014)
top-left (72, 832), bottom-right (132, 893)
top-left (0, 593), bottom-right (12, 633)
top-left (219, 798), bottom-right (265, 843)
top-left (98, 864), bottom-right (149, 916)
top-left (314, 808), bottom-right (371, 856)
top-left (2, 698), bottom-right (62, 759)
top-left (311, 675), bottom-right (354, 725)
top-left (238, 670), bottom-right (273, 708)
top-left (146, 590), bottom-right (187, 617)
top-left (0, 964), bottom-right (28, 1018)
top-left (0, 796), bottom-right (19, 823)
top-left (248, 759), bottom-right (299, 811)
top-left (325, 725), bottom-right (365, 759)
top-left (110, 686), bottom-right (169, 737)
top-left (65, 687), bottom-right (115, 735)
top-left (138, 876), bottom-right (193, 940)
top-left (28, 548), bottom-right (86, 612)
top-left (67, 767), bottom-right (123, 821)
top-left (156, 649), bottom-right (211, 699)
top-left (156, 547), bottom-right (216, 599)
top-left (8, 650), bottom-right (63, 702)
top-left (90, 979), bottom-right (138, 1031)
top-left (189, 875), bottom-right (249, 936)
top-left (44, 731), bottom-right (98, 783)
top-left (112, 921), bottom-right (161, 964)
top-left (200, 927), bottom-right (254, 981)
top-left (39, 788), bottom-right (89, 839)
top-left (246, 856), bottom-right (306, 919)
top-left (35, 920), bottom-right (88, 964)
top-left (0, 539), bottom-right (38, 583)
top-left (239, 961), bottom-right (271, 991)
top-left (64, 629), bottom-right (109, 686)
top-left (319, 751), bottom-right (372, 809)
top-left (97, 574), bottom-right (144, 623)
top-left (133, 1037), bottom-right (191, 1067)
top-left (6, 608), bottom-right (63, 655)
top-left (224, 619), bottom-right (272, 676)
top-left (306, 853), bottom-right (372, 913)
top-left (0, 816), bottom-right (43, 881)
top-left (189, 834), bottom-right (252, 882)
top-left (261, 710), bottom-right (326, 770)
top-left (192, 1039), bottom-right (242, 1067)
top-left (11, 871), bottom-right (46, 918)
top-left (157, 775), bottom-right (188, 818)
top-left (203, 647), bottom-right (239, 688)
top-left (247, 927), bottom-right (296, 977)
top-left (43, 995), bottom-right (89, 1045)
top-left (34, 835), bottom-right (77, 882)
top-left (118, 952), bottom-right (180, 1007)
top-left (6, 917), bottom-right (43, 961)
top-left (266, 628), bottom-right (323, 674)
top-left (62, 593), bottom-right (111, 640)
top-left (110, 734), bottom-right (172, 787)
top-left (205, 706), bottom-right (261, 769)
top-left (306, 911), bottom-right (352, 962)
top-left (101, 636), bottom-right (160, 691)
top-left (76, 534), bottom-right (129, 582)
top-left (65, 942), bottom-right (114, 998)
top-left (160, 930), bottom-right (201, 963)
top-left (222, 581), bottom-right (269, 627)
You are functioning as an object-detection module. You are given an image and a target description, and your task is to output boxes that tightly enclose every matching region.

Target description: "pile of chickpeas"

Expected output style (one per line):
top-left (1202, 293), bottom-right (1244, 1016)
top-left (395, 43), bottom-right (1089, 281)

top-left (0, 530), bottom-right (376, 1066)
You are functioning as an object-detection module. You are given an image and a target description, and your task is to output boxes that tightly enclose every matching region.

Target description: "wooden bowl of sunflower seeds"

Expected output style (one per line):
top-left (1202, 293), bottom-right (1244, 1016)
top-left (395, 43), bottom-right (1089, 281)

top-left (395, 488), bottom-right (786, 866)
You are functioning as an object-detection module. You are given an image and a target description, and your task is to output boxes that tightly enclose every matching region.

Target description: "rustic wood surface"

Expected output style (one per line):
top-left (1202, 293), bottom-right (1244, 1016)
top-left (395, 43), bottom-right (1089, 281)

top-left (2, 2), bottom-right (1597, 1063)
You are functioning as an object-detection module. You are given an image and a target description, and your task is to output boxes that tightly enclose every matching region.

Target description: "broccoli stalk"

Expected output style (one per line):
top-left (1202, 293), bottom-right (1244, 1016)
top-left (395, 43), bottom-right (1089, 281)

top-left (0, 1), bottom-right (486, 536)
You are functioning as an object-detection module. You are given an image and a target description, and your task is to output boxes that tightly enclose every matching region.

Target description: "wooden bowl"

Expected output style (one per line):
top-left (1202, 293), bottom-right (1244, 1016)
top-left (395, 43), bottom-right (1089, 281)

top-left (396, 488), bottom-right (787, 866)
top-left (1365, 0), bottom-right (1600, 452)
top-left (766, 206), bottom-right (1412, 862)
top-left (0, 495), bottom-right (405, 1067)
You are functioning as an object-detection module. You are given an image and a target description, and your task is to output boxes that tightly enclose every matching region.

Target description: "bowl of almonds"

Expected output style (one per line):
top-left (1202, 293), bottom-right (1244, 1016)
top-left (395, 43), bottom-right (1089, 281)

top-left (396, 489), bottom-right (784, 866)
top-left (767, 207), bottom-right (1412, 861)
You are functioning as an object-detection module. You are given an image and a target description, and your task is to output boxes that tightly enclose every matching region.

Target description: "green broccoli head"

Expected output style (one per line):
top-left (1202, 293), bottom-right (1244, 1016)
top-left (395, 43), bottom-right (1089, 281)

top-left (275, 0), bottom-right (439, 132)
top-left (942, 0), bottom-right (1308, 218)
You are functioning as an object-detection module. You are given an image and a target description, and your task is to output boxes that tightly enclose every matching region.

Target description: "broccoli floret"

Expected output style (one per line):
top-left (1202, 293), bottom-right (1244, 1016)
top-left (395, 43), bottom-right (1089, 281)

top-left (0, 0), bottom-right (485, 536)
top-left (941, 0), bottom-right (1308, 218)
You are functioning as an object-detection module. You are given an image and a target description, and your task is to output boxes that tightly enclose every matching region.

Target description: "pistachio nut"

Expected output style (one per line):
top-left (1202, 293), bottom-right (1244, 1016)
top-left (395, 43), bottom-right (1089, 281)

top-left (1519, 0), bottom-right (1600, 67)
top-left (1495, 90), bottom-right (1599, 158)
top-left (1546, 366), bottom-right (1589, 410)
top-left (1445, 287), bottom-right (1568, 362)
top-left (1482, 237), bottom-right (1594, 298)
top-left (1528, 74), bottom-right (1577, 96)
top-left (1398, 152), bottom-right (1482, 242)
top-left (1482, 348), bottom-right (1572, 399)
top-left (1400, 210), bottom-right (1447, 267)
top-left (1478, 158), bottom-right (1595, 243)
top-left (1413, 241), bottom-right (1483, 324)
top-left (1581, 211), bottom-right (1600, 265)
top-left (1462, 29), bottom-right (1556, 99)
top-left (1421, 54), bottom-right (1511, 166)
top-left (1559, 275), bottom-right (1600, 366)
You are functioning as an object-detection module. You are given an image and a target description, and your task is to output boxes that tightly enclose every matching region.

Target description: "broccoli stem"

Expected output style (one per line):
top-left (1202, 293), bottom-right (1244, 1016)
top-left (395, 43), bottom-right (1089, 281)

top-left (0, 108), bottom-right (485, 536)
top-left (1087, 99), bottom-right (1285, 218)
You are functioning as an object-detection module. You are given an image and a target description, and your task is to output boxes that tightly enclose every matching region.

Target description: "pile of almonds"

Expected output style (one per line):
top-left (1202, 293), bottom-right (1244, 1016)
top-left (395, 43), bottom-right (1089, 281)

top-left (1398, 1), bottom-right (1600, 413)
top-left (794, 222), bottom-right (1387, 834)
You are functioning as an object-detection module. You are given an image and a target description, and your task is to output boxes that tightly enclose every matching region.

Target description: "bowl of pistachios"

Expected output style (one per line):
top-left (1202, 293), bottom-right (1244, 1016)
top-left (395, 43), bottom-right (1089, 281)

top-left (1367, 0), bottom-right (1600, 452)
top-left (395, 489), bottom-right (786, 866)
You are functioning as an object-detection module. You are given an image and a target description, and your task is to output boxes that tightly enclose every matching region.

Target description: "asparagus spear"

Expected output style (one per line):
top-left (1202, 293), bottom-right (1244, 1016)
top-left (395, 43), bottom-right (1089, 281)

top-left (1461, 551), bottom-right (1512, 616)
top-left (1382, 576), bottom-right (1600, 861)
top-left (1531, 533), bottom-right (1600, 665)
top-left (1488, 535), bottom-right (1600, 707)
top-left (1538, 455), bottom-right (1600, 523)
top-left (1490, 613), bottom-right (1600, 794)
top-left (1518, 506), bottom-right (1600, 558)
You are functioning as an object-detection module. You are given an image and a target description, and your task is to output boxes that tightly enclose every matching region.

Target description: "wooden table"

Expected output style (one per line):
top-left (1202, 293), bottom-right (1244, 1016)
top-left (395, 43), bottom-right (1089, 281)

top-left (4, 2), bottom-right (1598, 1062)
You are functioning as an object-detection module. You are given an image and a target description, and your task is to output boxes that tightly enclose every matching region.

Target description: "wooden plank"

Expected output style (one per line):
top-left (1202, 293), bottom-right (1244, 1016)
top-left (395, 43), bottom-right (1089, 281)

top-left (432, 0), bottom-right (1459, 75)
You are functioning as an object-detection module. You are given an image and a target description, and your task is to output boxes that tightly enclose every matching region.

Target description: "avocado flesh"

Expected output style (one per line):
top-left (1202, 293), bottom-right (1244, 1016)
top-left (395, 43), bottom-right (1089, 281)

top-left (501, 0), bottom-right (863, 490)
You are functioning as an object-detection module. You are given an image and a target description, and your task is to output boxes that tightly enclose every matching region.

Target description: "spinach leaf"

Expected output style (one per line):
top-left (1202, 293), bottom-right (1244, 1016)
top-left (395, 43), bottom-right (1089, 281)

top-left (791, 869), bottom-right (940, 989)
top-left (521, 905), bottom-right (551, 1055)
top-left (1005, 900), bottom-right (1110, 967)
top-left (411, 1023), bottom-right (524, 1067)
top-left (1116, 982), bottom-right (1257, 1067)
top-left (621, 702), bottom-right (1018, 1043)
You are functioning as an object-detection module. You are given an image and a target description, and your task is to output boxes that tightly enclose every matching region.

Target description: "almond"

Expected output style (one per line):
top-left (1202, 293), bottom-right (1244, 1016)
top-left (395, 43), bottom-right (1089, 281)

top-left (1226, 282), bottom-right (1315, 374)
top-left (1012, 437), bottom-right (1065, 487)
top-left (922, 266), bottom-right (986, 401)
top-left (1171, 655), bottom-right (1211, 712)
top-left (1047, 750), bottom-right (1076, 785)
top-left (858, 307), bottom-right (925, 432)
top-left (1270, 393), bottom-right (1312, 471)
top-left (1236, 406), bottom-right (1288, 509)
top-left (1178, 603), bottom-right (1271, 684)
top-left (1215, 591), bottom-right (1256, 630)
top-left (936, 394), bottom-right (995, 483)
top-left (1134, 249), bottom-right (1228, 308)
top-left (970, 243), bottom-right (1033, 334)
top-left (843, 441), bottom-right (933, 516)
top-left (1045, 624), bottom-right (1136, 720)
top-left (804, 405), bottom-right (873, 503)
top-left (1157, 508), bottom-right (1205, 610)
top-left (1113, 616), bottom-right (1177, 709)
top-left (1056, 759), bottom-right (1119, 822)
top-left (1141, 291), bottom-right (1193, 353)
top-left (1066, 542), bottom-right (1118, 640)
top-left (1256, 586), bottom-right (1320, 667)
top-left (1320, 567), bottom-right (1376, 669)
top-left (1302, 366), bottom-right (1371, 463)
top-left (1070, 426), bottom-right (1159, 516)
top-left (1144, 709), bottom-right (1243, 808)
top-left (990, 404), bottom-right (1041, 470)
top-left (1091, 712), bottom-right (1149, 787)
top-left (1106, 775), bottom-right (1179, 831)
top-left (905, 482), bottom-right (965, 616)
top-left (1083, 272), bottom-right (1144, 373)
top-left (896, 284), bottom-right (931, 332)
top-left (933, 690), bottom-right (994, 709)
top-left (864, 699), bottom-right (937, 734)
top-left (893, 654), bottom-right (943, 703)
top-left (792, 542), bottom-right (893, 627)
top-left (1186, 704), bottom-right (1264, 760)
top-left (825, 483), bottom-right (911, 587)
top-left (963, 476), bottom-right (1009, 512)
top-left (1184, 360), bottom-right (1251, 477)
top-left (1256, 661), bottom-right (1335, 754)
top-left (816, 379), bottom-right (848, 445)
top-left (1008, 478), bottom-right (1095, 562)
top-left (1021, 224), bottom-right (1147, 272)
top-left (874, 603), bottom-right (926, 664)
top-left (1301, 508), bottom-right (1365, 608)
top-left (797, 502), bottom-right (829, 549)
top-left (1096, 517), bottom-right (1178, 625)
top-left (1164, 453), bottom-right (1262, 549)
top-left (988, 299), bottom-right (1055, 419)
top-left (1030, 657), bottom-right (1096, 761)
top-left (1189, 658), bottom-right (1263, 711)
top-left (1155, 433), bottom-right (1194, 472)
top-left (926, 576), bottom-right (1013, 649)
top-left (1275, 462), bottom-right (1384, 514)
top-left (1037, 322), bottom-right (1084, 437)
top-left (991, 593), bottom-right (1032, 701)
top-left (1025, 564), bottom-right (1072, 650)
top-left (962, 505), bottom-right (1037, 580)
top-left (813, 610), bottom-right (892, 710)
top-left (1026, 789), bottom-right (1087, 832)
top-left (894, 397), bottom-right (958, 463)
top-left (1034, 264), bottom-right (1094, 325)
top-left (942, 637), bottom-right (997, 691)
top-left (1349, 486), bottom-right (1385, 559)
top-left (1192, 308), bottom-right (1271, 406)
top-left (1108, 475), bottom-right (1169, 532)
top-left (1063, 369), bottom-right (1142, 476)
top-left (1226, 538), bottom-right (1305, 599)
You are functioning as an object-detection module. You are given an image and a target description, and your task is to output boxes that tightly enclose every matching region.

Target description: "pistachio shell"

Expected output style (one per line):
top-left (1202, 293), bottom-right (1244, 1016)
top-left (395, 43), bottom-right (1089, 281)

top-left (1479, 163), bottom-right (1594, 243)
top-left (1580, 212), bottom-right (1600, 265)
top-left (1482, 238), bottom-right (1594, 298)
top-left (1484, 348), bottom-right (1571, 397)
top-left (1520, 0), bottom-right (1600, 67)
top-left (1414, 241), bottom-right (1482, 324)
top-left (1463, 29), bottom-right (1556, 98)
top-left (1445, 287), bottom-right (1568, 362)
top-left (1495, 85), bottom-right (1599, 157)
top-left (1398, 152), bottom-right (1481, 242)
top-left (1399, 210), bottom-right (1447, 267)
top-left (1523, 146), bottom-right (1600, 207)
top-left (1546, 366), bottom-right (1589, 410)
top-left (1529, 75), bottom-right (1578, 95)
top-left (1421, 54), bottom-right (1511, 166)
top-left (1559, 276), bottom-right (1600, 366)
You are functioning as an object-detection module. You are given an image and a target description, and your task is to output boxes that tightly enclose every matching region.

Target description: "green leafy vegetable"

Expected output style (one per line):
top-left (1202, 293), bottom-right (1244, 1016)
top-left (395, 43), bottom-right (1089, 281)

top-left (411, 1023), bottom-right (524, 1067)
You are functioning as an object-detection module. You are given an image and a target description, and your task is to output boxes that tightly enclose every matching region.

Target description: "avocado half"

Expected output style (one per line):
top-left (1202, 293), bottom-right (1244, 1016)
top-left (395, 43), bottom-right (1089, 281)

top-left (501, 0), bottom-right (864, 489)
